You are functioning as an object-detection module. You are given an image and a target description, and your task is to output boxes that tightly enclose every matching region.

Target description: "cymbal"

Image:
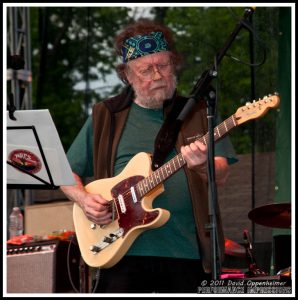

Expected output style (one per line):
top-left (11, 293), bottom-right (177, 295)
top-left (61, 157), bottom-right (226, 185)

top-left (248, 203), bottom-right (291, 228)
top-left (224, 238), bottom-right (246, 257)
top-left (277, 266), bottom-right (291, 278)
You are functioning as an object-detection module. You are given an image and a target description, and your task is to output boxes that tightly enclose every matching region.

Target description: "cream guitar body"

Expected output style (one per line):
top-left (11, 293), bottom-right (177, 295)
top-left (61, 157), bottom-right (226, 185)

top-left (73, 152), bottom-right (169, 268)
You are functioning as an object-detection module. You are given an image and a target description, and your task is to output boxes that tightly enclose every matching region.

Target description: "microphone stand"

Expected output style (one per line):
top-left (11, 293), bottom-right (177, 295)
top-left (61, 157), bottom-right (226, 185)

top-left (177, 7), bottom-right (256, 280)
top-left (243, 229), bottom-right (268, 277)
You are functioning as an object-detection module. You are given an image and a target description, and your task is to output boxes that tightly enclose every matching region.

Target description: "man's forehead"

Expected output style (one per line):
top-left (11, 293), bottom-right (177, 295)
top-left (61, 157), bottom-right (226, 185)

top-left (129, 51), bottom-right (171, 67)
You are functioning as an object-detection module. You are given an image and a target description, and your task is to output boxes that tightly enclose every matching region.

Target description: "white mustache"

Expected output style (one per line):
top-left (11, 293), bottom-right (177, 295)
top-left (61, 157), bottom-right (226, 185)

top-left (149, 82), bottom-right (167, 90)
top-left (149, 75), bottom-right (177, 91)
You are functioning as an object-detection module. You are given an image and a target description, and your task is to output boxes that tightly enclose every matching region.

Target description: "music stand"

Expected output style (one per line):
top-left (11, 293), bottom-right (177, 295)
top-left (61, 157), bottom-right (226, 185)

top-left (6, 109), bottom-right (76, 189)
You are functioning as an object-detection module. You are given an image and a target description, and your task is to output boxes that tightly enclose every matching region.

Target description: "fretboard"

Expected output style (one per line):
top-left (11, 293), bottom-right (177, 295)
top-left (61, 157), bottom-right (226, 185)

top-left (136, 114), bottom-right (238, 198)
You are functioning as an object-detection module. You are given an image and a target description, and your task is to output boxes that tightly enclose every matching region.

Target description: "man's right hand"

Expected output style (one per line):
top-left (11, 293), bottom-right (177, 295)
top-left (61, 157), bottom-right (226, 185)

top-left (78, 191), bottom-right (113, 225)
top-left (60, 172), bottom-right (113, 225)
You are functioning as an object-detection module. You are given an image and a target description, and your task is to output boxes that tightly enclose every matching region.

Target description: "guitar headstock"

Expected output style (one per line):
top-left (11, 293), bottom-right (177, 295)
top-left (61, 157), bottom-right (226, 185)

top-left (234, 93), bottom-right (280, 125)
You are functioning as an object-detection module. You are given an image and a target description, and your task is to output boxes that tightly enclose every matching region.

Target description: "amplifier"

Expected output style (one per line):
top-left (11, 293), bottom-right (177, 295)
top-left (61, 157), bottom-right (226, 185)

top-left (24, 201), bottom-right (75, 236)
top-left (7, 239), bottom-right (81, 293)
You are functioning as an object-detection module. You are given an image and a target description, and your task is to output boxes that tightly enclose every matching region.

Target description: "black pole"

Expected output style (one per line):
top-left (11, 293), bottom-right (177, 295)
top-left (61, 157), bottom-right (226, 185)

top-left (249, 12), bottom-right (256, 247)
top-left (205, 87), bottom-right (221, 279)
top-left (84, 7), bottom-right (91, 117)
top-left (178, 7), bottom-right (256, 122)
top-left (176, 7), bottom-right (256, 280)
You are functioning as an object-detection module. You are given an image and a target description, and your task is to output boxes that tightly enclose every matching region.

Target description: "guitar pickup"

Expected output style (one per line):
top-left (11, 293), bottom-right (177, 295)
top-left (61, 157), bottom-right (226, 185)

top-left (90, 228), bottom-right (124, 254)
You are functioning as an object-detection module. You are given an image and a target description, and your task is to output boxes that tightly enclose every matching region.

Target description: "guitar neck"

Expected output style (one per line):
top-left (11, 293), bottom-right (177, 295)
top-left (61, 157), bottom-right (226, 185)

top-left (136, 114), bottom-right (238, 197)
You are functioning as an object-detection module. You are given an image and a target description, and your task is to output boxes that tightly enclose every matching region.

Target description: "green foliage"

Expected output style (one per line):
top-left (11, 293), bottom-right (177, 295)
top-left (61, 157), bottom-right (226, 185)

top-left (162, 7), bottom-right (280, 153)
top-left (29, 6), bottom-right (280, 153)
top-left (30, 7), bottom-right (131, 150)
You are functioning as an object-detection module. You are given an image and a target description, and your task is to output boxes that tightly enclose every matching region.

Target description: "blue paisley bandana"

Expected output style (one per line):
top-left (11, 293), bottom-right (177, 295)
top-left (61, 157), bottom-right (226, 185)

top-left (122, 31), bottom-right (169, 63)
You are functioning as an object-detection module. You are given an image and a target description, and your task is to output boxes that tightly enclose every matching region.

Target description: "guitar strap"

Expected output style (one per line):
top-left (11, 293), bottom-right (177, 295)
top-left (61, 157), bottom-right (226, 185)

top-left (152, 86), bottom-right (213, 171)
top-left (151, 91), bottom-right (186, 171)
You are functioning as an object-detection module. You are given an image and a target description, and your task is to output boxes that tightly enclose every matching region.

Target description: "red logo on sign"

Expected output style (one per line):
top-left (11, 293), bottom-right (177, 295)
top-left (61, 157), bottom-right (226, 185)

top-left (9, 149), bottom-right (42, 174)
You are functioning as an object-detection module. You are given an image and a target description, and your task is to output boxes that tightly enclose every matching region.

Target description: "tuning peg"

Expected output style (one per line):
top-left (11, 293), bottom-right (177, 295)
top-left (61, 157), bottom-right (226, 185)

top-left (268, 93), bottom-right (272, 97)
top-left (274, 92), bottom-right (279, 96)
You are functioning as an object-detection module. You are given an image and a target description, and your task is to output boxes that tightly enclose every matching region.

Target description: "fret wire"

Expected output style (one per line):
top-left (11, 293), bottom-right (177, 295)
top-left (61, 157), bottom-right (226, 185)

top-left (227, 118), bottom-right (233, 130)
top-left (213, 131), bottom-right (217, 141)
top-left (218, 123), bottom-right (225, 135)
top-left (173, 158), bottom-right (178, 171)
top-left (223, 120), bottom-right (228, 132)
top-left (147, 175), bottom-right (152, 189)
top-left (216, 126), bottom-right (221, 137)
top-left (157, 171), bottom-right (161, 184)
top-left (143, 179), bottom-right (148, 194)
top-left (162, 166), bottom-right (166, 180)
top-left (147, 177), bottom-right (151, 190)
top-left (170, 160), bottom-right (174, 173)
top-left (149, 174), bottom-right (154, 188)
top-left (154, 170), bottom-right (160, 185)
top-left (151, 172), bottom-right (157, 186)
top-left (227, 117), bottom-right (234, 129)
top-left (157, 168), bottom-right (162, 183)
top-left (139, 180), bottom-right (144, 195)
top-left (226, 116), bottom-right (233, 130)
top-left (135, 114), bottom-right (239, 200)
top-left (142, 180), bottom-right (146, 196)
top-left (137, 181), bottom-right (143, 198)
top-left (231, 115), bottom-right (237, 126)
top-left (142, 180), bottom-right (146, 194)
top-left (173, 157), bottom-right (178, 170)
top-left (179, 154), bottom-right (185, 166)
top-left (227, 117), bottom-right (232, 128)
top-left (165, 163), bottom-right (170, 176)
top-left (220, 124), bottom-right (226, 137)
top-left (165, 162), bottom-right (170, 175)
top-left (145, 177), bottom-right (151, 191)
top-left (159, 167), bottom-right (163, 182)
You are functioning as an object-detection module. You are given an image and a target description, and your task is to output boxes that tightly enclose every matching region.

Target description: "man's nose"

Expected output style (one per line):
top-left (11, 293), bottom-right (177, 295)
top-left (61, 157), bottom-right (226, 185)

top-left (152, 66), bottom-right (162, 80)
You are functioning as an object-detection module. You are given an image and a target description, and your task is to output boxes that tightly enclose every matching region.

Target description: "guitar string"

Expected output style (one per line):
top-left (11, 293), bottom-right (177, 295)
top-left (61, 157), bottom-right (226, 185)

top-left (108, 98), bottom-right (271, 210)
top-left (107, 115), bottom-right (236, 212)
top-left (104, 98), bottom-right (272, 217)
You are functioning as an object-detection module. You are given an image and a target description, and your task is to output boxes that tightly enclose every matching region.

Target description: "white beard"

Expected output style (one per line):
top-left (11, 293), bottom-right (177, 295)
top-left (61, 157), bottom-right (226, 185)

top-left (133, 75), bottom-right (177, 109)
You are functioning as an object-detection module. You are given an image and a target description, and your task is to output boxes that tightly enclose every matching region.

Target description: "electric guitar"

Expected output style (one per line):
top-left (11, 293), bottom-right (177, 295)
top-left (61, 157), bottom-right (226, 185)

top-left (73, 94), bottom-right (280, 268)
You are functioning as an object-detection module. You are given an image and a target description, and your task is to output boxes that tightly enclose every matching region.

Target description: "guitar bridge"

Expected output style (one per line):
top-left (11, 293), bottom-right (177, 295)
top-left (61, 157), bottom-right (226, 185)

top-left (90, 228), bottom-right (124, 254)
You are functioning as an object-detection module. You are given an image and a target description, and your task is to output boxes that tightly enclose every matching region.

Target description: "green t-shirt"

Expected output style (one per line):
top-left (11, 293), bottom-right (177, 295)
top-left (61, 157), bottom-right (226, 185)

top-left (113, 103), bottom-right (199, 259)
top-left (67, 102), bottom-right (237, 259)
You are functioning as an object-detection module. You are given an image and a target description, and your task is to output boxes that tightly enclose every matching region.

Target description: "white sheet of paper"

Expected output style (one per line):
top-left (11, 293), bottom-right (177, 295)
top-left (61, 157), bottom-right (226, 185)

top-left (6, 109), bottom-right (76, 186)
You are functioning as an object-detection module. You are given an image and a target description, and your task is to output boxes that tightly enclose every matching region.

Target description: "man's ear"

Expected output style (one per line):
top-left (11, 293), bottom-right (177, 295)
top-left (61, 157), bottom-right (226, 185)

top-left (124, 67), bottom-right (132, 85)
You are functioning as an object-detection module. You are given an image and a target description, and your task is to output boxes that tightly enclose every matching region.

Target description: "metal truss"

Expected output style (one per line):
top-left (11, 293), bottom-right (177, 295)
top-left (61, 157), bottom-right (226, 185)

top-left (7, 6), bottom-right (32, 110)
top-left (6, 7), bottom-right (33, 208)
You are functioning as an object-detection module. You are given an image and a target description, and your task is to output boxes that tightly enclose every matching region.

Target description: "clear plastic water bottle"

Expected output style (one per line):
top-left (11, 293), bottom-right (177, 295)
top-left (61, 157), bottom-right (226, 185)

top-left (9, 207), bottom-right (24, 239)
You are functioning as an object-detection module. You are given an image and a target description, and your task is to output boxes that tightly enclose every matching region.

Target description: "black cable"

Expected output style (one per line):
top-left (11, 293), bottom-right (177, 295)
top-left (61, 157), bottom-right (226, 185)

top-left (224, 7), bottom-right (267, 68)
top-left (66, 235), bottom-right (80, 293)
top-left (91, 268), bottom-right (101, 293)
top-left (67, 234), bottom-right (102, 293)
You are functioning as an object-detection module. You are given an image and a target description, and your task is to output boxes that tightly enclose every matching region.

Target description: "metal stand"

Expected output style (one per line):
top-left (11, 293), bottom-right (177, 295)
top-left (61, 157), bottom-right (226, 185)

top-left (177, 7), bottom-right (256, 280)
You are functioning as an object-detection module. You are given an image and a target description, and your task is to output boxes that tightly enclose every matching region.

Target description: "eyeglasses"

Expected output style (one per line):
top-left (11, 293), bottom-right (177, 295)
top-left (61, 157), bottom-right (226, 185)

top-left (134, 62), bottom-right (173, 81)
